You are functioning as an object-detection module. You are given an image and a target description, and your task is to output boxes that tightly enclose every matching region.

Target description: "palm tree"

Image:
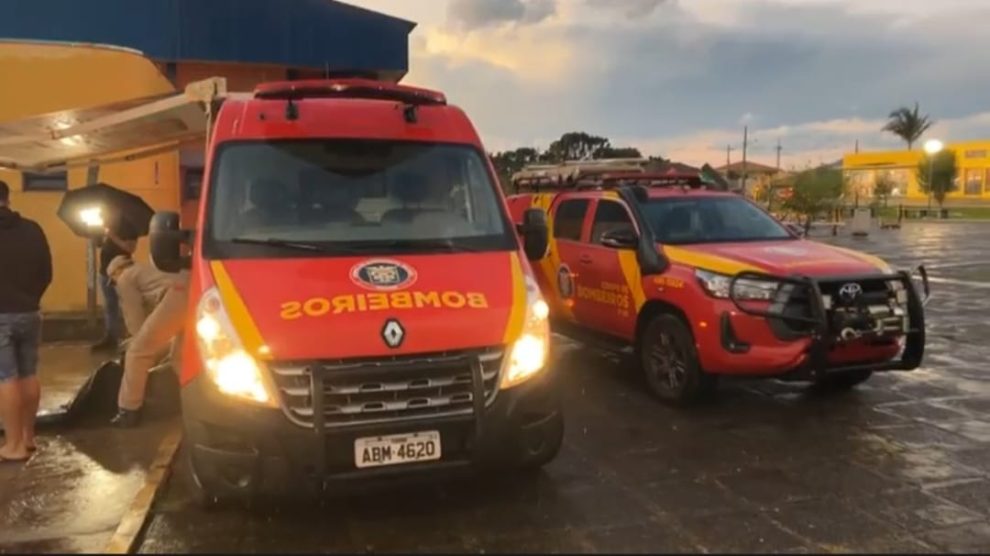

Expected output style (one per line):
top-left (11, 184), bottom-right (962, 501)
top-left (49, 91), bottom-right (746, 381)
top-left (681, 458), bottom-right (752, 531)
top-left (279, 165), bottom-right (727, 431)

top-left (882, 103), bottom-right (934, 150)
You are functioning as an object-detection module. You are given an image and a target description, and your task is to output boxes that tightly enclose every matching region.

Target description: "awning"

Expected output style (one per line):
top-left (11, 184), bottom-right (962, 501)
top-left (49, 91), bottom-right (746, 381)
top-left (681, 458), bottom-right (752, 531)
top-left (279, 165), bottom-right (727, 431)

top-left (0, 77), bottom-right (229, 172)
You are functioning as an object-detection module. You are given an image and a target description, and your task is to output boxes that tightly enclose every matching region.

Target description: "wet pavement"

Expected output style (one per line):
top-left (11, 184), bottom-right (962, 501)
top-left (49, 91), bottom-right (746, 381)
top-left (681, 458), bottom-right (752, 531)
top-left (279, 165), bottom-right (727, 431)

top-left (0, 344), bottom-right (174, 554)
top-left (9, 222), bottom-right (990, 553)
top-left (0, 419), bottom-right (176, 553)
top-left (34, 344), bottom-right (108, 417)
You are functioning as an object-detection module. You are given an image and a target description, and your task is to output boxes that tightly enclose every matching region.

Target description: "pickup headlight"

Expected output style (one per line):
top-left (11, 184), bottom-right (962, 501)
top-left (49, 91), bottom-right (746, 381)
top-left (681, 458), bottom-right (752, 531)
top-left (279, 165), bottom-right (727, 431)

top-left (501, 276), bottom-right (551, 390)
top-left (195, 287), bottom-right (276, 406)
top-left (695, 269), bottom-right (779, 301)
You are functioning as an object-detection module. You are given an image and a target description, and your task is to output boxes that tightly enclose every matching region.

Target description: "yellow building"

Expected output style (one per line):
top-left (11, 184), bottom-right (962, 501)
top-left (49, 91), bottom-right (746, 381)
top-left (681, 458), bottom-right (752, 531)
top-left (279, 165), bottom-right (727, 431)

top-left (843, 140), bottom-right (990, 203)
top-left (0, 0), bottom-right (413, 325)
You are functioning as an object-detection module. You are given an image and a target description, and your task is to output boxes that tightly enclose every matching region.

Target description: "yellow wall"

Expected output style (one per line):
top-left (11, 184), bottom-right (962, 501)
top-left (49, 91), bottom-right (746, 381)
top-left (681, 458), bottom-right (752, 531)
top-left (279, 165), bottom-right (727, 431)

top-left (0, 43), bottom-right (316, 315)
top-left (843, 140), bottom-right (990, 202)
top-left (0, 42), bottom-right (179, 314)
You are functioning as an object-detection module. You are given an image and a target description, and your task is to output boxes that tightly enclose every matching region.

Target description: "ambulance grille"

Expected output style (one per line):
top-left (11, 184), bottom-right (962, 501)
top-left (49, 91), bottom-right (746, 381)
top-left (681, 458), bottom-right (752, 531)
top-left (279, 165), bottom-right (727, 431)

top-left (269, 347), bottom-right (504, 429)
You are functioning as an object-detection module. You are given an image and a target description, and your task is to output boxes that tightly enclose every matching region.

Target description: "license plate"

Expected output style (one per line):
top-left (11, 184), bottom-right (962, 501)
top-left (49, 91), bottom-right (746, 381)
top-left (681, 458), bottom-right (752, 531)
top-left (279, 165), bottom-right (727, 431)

top-left (354, 431), bottom-right (441, 469)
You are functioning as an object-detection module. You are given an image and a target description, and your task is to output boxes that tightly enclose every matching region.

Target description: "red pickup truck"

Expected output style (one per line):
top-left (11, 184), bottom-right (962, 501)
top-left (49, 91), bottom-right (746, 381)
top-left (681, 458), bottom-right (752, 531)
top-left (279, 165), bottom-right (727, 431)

top-left (507, 161), bottom-right (929, 405)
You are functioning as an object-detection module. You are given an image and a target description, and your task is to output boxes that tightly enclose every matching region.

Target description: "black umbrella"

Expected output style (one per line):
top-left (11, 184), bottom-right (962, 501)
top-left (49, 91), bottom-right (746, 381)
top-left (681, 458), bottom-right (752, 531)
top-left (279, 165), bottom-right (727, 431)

top-left (56, 182), bottom-right (155, 239)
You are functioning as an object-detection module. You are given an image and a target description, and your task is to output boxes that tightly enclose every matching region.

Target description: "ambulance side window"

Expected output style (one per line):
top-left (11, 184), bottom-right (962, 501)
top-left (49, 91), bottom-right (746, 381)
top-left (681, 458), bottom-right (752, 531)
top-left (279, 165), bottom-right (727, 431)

top-left (553, 199), bottom-right (589, 241)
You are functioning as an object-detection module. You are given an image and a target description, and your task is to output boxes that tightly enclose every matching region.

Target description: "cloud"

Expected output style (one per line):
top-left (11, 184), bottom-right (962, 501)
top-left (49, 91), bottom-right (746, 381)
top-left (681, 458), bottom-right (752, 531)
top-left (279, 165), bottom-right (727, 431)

top-left (585, 0), bottom-right (671, 18)
top-left (372, 0), bottom-right (990, 170)
top-left (447, 0), bottom-right (556, 30)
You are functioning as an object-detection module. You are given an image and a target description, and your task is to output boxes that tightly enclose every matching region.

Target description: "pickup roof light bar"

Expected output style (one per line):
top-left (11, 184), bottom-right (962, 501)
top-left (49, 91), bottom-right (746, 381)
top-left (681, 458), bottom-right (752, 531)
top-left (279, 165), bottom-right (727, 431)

top-left (253, 78), bottom-right (447, 106)
top-left (511, 159), bottom-right (705, 192)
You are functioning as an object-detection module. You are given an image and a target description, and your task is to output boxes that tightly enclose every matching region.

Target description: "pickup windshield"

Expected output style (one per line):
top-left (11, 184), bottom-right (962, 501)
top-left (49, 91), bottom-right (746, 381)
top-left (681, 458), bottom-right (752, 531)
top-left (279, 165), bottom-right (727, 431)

top-left (641, 196), bottom-right (793, 245)
top-left (206, 140), bottom-right (515, 257)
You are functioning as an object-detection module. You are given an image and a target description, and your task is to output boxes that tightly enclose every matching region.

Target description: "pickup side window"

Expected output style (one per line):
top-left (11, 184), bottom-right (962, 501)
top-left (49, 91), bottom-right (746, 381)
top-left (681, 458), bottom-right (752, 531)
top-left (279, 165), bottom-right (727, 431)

top-left (553, 199), bottom-right (589, 241)
top-left (590, 200), bottom-right (635, 244)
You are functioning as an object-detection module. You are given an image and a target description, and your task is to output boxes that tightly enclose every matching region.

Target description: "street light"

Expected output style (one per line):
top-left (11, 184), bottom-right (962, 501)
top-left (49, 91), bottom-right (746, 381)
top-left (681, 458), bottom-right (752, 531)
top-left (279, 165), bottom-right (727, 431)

top-left (923, 139), bottom-right (944, 213)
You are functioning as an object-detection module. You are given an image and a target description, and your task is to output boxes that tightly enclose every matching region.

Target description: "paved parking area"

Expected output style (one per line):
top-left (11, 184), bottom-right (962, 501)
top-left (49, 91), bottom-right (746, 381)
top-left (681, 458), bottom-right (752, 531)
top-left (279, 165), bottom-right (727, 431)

top-left (138, 223), bottom-right (990, 553)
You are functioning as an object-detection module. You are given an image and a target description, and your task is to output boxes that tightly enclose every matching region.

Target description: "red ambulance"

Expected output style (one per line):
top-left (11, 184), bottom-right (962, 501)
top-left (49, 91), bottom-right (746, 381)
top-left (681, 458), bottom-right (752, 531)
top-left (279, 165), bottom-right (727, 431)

top-left (149, 79), bottom-right (562, 504)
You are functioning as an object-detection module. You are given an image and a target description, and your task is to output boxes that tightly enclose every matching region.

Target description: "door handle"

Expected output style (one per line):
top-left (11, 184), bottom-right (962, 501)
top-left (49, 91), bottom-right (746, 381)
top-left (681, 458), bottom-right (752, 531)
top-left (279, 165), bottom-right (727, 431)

top-left (579, 254), bottom-right (593, 264)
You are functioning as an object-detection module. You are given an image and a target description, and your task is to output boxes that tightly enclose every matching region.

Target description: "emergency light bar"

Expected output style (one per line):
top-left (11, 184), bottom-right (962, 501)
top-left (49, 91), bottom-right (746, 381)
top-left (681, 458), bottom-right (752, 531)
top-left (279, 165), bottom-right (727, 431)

top-left (254, 79), bottom-right (447, 106)
top-left (512, 159), bottom-right (705, 192)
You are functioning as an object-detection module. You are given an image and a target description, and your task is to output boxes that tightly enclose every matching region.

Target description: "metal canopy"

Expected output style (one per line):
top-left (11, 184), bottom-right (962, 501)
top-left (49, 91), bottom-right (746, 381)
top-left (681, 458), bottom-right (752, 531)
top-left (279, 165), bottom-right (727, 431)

top-left (0, 77), bottom-right (228, 173)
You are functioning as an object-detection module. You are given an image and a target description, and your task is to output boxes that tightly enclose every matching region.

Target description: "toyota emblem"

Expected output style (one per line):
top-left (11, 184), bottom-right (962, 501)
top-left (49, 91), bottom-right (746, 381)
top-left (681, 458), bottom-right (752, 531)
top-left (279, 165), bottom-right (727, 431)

top-left (838, 282), bottom-right (863, 302)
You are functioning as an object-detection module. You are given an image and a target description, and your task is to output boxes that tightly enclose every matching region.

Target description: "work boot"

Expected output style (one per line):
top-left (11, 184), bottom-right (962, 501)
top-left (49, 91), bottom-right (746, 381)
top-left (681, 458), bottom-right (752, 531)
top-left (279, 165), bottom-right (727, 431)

top-left (91, 335), bottom-right (118, 353)
top-left (110, 408), bottom-right (142, 428)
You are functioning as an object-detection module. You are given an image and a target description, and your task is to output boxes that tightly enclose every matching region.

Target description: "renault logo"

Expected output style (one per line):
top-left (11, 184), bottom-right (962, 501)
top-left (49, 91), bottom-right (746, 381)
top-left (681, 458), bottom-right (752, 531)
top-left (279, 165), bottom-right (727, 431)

top-left (381, 318), bottom-right (405, 349)
top-left (838, 282), bottom-right (863, 303)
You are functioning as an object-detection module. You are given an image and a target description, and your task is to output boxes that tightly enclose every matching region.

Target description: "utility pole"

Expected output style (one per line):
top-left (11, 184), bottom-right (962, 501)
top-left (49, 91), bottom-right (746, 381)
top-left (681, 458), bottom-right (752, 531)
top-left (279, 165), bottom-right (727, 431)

top-left (741, 126), bottom-right (749, 194)
top-left (855, 139), bottom-right (860, 154)
top-left (726, 145), bottom-right (733, 167)
top-left (775, 138), bottom-right (782, 171)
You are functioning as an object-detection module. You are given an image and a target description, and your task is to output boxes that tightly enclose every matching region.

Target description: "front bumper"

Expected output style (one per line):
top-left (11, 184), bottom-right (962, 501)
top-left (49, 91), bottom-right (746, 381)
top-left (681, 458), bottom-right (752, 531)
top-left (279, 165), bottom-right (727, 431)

top-left (181, 363), bottom-right (562, 500)
top-left (719, 267), bottom-right (929, 380)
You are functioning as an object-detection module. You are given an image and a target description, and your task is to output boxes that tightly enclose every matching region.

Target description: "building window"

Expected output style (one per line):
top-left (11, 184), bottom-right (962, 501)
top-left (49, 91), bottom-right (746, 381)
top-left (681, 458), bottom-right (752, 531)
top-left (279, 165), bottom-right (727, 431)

top-left (182, 167), bottom-right (204, 201)
top-left (964, 169), bottom-right (983, 195)
top-left (965, 149), bottom-right (987, 159)
top-left (22, 171), bottom-right (68, 192)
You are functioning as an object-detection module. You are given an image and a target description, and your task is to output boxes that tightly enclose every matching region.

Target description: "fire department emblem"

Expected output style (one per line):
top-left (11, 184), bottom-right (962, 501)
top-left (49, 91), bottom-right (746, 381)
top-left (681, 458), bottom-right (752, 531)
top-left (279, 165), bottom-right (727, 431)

top-left (557, 264), bottom-right (575, 299)
top-left (350, 259), bottom-right (418, 291)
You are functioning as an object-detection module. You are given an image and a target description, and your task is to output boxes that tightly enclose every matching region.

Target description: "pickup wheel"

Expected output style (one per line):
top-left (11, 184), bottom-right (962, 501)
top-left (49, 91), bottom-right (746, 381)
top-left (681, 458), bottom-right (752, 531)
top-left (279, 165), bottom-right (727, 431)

top-left (639, 313), bottom-right (716, 405)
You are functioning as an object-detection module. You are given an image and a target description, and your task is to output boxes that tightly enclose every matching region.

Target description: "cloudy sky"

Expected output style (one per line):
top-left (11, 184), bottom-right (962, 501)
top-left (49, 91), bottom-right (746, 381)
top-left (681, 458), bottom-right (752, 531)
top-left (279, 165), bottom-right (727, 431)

top-left (345, 0), bottom-right (990, 169)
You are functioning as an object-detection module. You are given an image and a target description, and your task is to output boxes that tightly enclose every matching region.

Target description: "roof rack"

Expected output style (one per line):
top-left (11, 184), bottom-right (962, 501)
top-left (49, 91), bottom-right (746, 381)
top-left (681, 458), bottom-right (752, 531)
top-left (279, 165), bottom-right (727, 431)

top-left (511, 158), bottom-right (705, 192)
top-left (253, 78), bottom-right (447, 106)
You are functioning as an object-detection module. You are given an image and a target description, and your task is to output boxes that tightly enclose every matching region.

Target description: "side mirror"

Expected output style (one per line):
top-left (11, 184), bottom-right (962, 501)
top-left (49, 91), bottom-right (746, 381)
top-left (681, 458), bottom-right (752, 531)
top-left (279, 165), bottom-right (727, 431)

top-left (519, 208), bottom-right (549, 261)
top-left (784, 222), bottom-right (805, 237)
top-left (600, 228), bottom-right (639, 249)
top-left (150, 212), bottom-right (189, 273)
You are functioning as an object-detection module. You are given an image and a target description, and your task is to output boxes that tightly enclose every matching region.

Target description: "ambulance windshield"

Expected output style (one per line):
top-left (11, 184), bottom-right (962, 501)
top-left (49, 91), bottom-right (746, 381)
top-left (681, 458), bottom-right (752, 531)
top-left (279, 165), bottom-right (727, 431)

top-left (206, 140), bottom-right (516, 256)
top-left (642, 196), bottom-right (793, 245)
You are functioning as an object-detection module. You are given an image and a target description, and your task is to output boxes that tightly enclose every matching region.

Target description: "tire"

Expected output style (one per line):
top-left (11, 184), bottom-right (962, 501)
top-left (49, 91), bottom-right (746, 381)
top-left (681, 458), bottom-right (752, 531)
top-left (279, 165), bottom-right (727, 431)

top-left (186, 451), bottom-right (223, 510)
top-left (813, 369), bottom-right (873, 391)
top-left (639, 313), bottom-right (716, 405)
top-left (518, 412), bottom-right (564, 472)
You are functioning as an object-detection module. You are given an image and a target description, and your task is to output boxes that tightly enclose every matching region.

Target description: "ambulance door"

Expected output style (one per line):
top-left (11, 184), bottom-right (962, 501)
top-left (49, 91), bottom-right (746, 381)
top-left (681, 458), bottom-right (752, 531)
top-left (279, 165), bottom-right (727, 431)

top-left (548, 196), bottom-right (593, 324)
top-left (580, 199), bottom-right (641, 340)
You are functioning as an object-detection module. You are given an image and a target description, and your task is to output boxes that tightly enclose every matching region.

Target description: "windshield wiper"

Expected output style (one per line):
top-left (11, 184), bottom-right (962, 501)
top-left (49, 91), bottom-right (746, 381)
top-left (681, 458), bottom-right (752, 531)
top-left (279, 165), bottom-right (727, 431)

top-left (373, 239), bottom-right (485, 253)
top-left (229, 237), bottom-right (329, 252)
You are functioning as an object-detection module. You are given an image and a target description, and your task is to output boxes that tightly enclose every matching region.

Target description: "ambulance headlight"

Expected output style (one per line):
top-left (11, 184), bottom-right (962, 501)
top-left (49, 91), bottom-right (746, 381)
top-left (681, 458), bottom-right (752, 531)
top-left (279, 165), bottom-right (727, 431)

top-left (502, 277), bottom-right (551, 390)
top-left (196, 288), bottom-right (275, 406)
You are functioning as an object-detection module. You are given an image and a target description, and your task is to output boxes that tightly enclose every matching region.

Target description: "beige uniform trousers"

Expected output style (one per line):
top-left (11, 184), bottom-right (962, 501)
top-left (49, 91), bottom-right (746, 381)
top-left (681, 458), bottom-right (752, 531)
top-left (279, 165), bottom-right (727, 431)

top-left (117, 283), bottom-right (188, 411)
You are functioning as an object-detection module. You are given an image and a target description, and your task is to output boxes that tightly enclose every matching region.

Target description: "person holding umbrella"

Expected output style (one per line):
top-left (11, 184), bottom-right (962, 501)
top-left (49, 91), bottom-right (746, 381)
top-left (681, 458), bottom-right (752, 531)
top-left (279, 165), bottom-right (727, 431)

top-left (92, 212), bottom-right (138, 353)
top-left (54, 182), bottom-right (154, 354)
top-left (0, 180), bottom-right (53, 462)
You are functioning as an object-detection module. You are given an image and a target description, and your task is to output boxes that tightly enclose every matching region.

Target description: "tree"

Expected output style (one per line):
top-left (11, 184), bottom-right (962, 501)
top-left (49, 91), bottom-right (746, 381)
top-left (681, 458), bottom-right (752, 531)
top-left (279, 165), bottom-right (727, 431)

top-left (490, 147), bottom-right (541, 191)
top-left (542, 132), bottom-right (611, 162)
top-left (917, 149), bottom-right (958, 209)
top-left (872, 173), bottom-right (894, 208)
top-left (783, 167), bottom-right (846, 233)
top-left (882, 102), bottom-right (934, 150)
top-left (596, 146), bottom-right (643, 159)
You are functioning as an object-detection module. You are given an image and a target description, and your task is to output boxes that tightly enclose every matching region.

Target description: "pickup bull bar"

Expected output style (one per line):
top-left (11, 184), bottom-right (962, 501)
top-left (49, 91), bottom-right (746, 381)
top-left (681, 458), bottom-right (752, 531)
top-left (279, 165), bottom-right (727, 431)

top-left (727, 266), bottom-right (931, 379)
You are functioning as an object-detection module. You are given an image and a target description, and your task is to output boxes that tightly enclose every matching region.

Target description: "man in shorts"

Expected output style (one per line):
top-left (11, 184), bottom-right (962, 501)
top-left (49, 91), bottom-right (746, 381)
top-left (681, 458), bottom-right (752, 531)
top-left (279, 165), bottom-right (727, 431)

top-left (0, 180), bottom-right (53, 462)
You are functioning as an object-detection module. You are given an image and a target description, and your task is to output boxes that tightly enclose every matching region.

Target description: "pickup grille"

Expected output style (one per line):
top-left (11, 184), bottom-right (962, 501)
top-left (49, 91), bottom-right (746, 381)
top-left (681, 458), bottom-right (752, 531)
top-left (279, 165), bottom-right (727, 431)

top-left (269, 347), bottom-right (504, 429)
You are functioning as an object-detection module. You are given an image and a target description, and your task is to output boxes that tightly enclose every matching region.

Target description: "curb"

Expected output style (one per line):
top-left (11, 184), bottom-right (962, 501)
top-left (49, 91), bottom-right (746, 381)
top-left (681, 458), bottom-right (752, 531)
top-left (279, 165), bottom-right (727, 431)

top-left (104, 424), bottom-right (184, 554)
